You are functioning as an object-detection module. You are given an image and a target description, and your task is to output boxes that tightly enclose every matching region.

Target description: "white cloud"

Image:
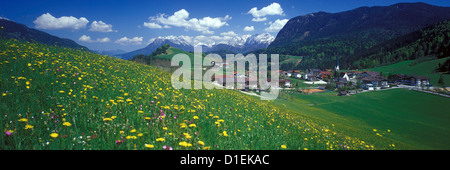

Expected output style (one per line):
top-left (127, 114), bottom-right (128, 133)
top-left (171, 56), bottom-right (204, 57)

top-left (34, 13), bottom-right (89, 30)
top-left (89, 21), bottom-right (116, 32)
top-left (145, 9), bottom-right (230, 34)
top-left (115, 36), bottom-right (143, 45)
top-left (248, 3), bottom-right (284, 22)
top-left (143, 22), bottom-right (163, 29)
top-left (251, 17), bottom-right (267, 22)
top-left (264, 19), bottom-right (289, 32)
top-left (97, 37), bottom-right (111, 43)
top-left (220, 31), bottom-right (237, 36)
top-left (79, 35), bottom-right (111, 43)
top-left (243, 26), bottom-right (255, 31)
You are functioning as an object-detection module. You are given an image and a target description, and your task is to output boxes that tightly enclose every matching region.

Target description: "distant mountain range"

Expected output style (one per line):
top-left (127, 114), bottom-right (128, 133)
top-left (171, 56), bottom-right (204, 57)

top-left (270, 2), bottom-right (450, 48)
top-left (118, 33), bottom-right (275, 60)
top-left (0, 18), bottom-right (88, 50)
top-left (260, 2), bottom-right (450, 70)
top-left (94, 49), bottom-right (128, 57)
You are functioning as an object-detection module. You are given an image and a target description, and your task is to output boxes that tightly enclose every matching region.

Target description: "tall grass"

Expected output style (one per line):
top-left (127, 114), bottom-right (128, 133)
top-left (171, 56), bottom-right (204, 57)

top-left (1, 38), bottom-right (381, 150)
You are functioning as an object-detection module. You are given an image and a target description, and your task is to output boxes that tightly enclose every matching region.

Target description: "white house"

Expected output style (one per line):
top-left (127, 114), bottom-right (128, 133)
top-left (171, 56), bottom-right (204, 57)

top-left (342, 73), bottom-right (350, 81)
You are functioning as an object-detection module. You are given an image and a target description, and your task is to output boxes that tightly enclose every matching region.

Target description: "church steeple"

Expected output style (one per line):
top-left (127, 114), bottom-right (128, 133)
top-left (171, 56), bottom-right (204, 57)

top-left (335, 56), bottom-right (340, 72)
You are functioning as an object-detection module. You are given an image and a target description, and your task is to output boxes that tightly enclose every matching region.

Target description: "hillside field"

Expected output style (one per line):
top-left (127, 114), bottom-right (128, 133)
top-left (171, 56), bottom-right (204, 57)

top-left (362, 57), bottom-right (450, 86)
top-left (274, 89), bottom-right (450, 149)
top-left (1, 38), bottom-right (382, 150)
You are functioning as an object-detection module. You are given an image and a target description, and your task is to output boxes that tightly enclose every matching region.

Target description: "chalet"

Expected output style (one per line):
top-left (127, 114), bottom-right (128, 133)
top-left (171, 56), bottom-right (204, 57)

top-left (302, 73), bottom-right (308, 80)
top-left (360, 76), bottom-right (388, 89)
top-left (286, 70), bottom-right (293, 77)
top-left (307, 69), bottom-right (321, 81)
top-left (293, 70), bottom-right (302, 78)
top-left (389, 74), bottom-right (410, 85)
top-left (309, 69), bottom-right (321, 76)
top-left (410, 76), bottom-right (430, 86)
top-left (335, 78), bottom-right (348, 88)
top-left (279, 79), bottom-right (291, 87)
top-left (389, 74), bottom-right (430, 86)
top-left (320, 71), bottom-right (332, 79)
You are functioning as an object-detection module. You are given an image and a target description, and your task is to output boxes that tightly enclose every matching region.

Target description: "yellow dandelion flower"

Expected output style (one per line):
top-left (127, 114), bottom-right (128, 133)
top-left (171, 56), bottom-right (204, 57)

top-left (50, 133), bottom-right (58, 138)
top-left (189, 124), bottom-right (196, 128)
top-left (145, 144), bottom-right (154, 149)
top-left (198, 141), bottom-right (205, 146)
top-left (130, 129), bottom-right (136, 133)
top-left (223, 131), bottom-right (228, 137)
top-left (62, 122), bottom-right (72, 127)
top-left (25, 124), bottom-right (34, 130)
top-left (179, 141), bottom-right (188, 147)
top-left (156, 138), bottom-right (165, 142)
top-left (103, 118), bottom-right (113, 121)
top-left (281, 145), bottom-right (287, 149)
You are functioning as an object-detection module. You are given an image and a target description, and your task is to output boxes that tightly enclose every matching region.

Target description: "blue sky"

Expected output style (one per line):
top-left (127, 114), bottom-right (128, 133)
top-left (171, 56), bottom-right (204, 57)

top-left (1, 0), bottom-right (449, 52)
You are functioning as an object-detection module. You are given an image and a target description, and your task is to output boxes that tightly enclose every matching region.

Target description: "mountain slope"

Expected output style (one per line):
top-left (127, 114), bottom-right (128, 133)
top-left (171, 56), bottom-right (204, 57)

top-left (119, 38), bottom-right (192, 60)
top-left (265, 2), bottom-right (450, 70)
top-left (0, 18), bottom-right (88, 50)
top-left (271, 2), bottom-right (450, 47)
top-left (345, 19), bottom-right (450, 69)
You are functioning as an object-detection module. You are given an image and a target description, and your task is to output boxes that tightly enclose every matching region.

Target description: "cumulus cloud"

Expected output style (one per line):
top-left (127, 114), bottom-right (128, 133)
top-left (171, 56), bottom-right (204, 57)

top-left (89, 21), bottom-right (116, 32)
top-left (265, 19), bottom-right (289, 32)
top-left (220, 31), bottom-right (237, 36)
top-left (115, 36), bottom-right (143, 45)
top-left (145, 9), bottom-right (230, 34)
top-left (243, 26), bottom-right (255, 31)
top-left (251, 17), bottom-right (267, 22)
top-left (143, 22), bottom-right (163, 29)
top-left (248, 3), bottom-right (284, 22)
top-left (79, 35), bottom-right (111, 43)
top-left (34, 13), bottom-right (89, 30)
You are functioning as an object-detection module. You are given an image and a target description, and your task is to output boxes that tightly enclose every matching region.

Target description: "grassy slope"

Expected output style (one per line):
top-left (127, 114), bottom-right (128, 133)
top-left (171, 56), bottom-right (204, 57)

top-left (0, 38), bottom-right (377, 150)
top-left (362, 57), bottom-right (450, 86)
top-left (274, 89), bottom-right (450, 149)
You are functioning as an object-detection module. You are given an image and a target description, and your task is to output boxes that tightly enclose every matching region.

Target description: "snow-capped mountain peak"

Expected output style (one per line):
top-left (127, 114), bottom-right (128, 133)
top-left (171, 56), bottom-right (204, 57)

top-left (245, 33), bottom-right (275, 45)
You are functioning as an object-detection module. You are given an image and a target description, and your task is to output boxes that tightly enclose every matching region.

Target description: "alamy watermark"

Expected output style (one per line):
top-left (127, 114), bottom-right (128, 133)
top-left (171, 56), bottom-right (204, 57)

top-left (171, 46), bottom-right (280, 100)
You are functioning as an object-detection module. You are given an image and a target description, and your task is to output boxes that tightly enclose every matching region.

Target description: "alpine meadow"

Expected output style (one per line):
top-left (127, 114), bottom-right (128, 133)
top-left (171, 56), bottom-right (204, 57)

top-left (1, 0), bottom-right (449, 152)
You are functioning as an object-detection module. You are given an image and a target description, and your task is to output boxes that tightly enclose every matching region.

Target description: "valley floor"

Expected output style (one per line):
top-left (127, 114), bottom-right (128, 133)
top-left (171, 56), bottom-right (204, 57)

top-left (272, 88), bottom-right (450, 149)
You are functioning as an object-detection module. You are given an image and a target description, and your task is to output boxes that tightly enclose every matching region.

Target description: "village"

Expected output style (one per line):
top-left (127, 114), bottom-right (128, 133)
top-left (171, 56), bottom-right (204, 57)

top-left (209, 58), bottom-right (438, 97)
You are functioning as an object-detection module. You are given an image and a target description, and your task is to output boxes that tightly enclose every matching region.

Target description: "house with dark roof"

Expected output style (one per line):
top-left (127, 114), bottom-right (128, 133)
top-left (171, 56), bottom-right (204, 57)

top-left (389, 74), bottom-right (430, 86)
top-left (359, 76), bottom-right (389, 89)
